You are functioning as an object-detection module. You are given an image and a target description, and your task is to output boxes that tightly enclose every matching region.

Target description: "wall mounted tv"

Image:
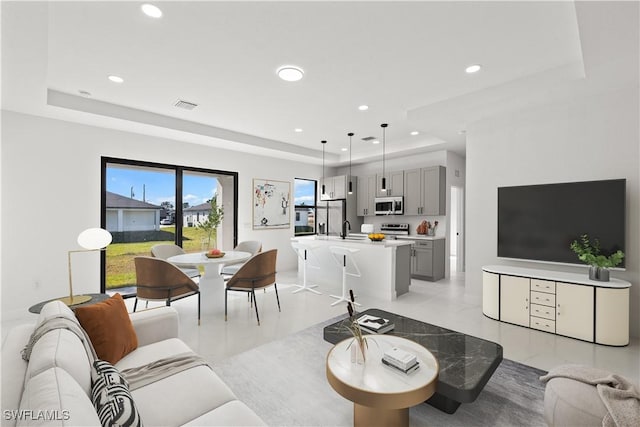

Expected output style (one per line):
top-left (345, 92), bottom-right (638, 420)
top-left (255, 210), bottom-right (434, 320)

top-left (497, 179), bottom-right (626, 267)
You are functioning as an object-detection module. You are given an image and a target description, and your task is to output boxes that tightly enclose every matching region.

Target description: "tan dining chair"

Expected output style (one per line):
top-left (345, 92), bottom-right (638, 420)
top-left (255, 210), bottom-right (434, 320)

top-left (150, 244), bottom-right (201, 280)
top-left (225, 249), bottom-right (279, 325)
top-left (134, 256), bottom-right (201, 325)
top-left (221, 240), bottom-right (263, 278)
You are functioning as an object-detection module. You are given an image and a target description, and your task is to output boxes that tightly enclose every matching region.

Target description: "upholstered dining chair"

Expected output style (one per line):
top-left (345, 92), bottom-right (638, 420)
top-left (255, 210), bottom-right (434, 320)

top-left (221, 240), bottom-right (263, 278)
top-left (150, 244), bottom-right (201, 280)
top-left (134, 256), bottom-right (201, 324)
top-left (225, 249), bottom-right (279, 325)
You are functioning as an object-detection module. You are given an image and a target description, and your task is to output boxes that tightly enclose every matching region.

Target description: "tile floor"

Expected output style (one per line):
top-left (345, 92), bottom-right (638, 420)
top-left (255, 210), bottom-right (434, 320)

top-left (123, 267), bottom-right (639, 385)
top-left (4, 267), bottom-right (637, 385)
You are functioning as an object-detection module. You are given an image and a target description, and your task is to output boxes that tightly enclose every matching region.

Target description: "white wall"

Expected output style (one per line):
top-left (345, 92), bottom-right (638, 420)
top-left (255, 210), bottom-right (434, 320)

top-left (1, 111), bottom-right (323, 321)
top-left (466, 85), bottom-right (639, 338)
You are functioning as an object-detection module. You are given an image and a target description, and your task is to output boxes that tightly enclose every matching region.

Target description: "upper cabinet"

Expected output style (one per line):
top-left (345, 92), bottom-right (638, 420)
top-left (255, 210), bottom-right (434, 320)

top-left (375, 170), bottom-right (404, 197)
top-left (404, 166), bottom-right (446, 215)
top-left (320, 175), bottom-right (348, 200)
top-left (356, 174), bottom-right (376, 216)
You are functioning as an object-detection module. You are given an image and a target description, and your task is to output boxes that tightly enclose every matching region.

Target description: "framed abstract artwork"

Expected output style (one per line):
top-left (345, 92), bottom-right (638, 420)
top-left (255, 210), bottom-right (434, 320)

top-left (252, 179), bottom-right (291, 229)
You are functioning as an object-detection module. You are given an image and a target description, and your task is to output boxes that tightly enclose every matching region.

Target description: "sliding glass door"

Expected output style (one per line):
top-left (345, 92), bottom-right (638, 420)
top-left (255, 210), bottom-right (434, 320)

top-left (101, 158), bottom-right (237, 295)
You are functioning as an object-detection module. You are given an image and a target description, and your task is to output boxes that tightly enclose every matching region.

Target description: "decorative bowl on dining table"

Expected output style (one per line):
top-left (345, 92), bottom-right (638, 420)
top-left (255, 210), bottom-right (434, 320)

top-left (205, 249), bottom-right (225, 258)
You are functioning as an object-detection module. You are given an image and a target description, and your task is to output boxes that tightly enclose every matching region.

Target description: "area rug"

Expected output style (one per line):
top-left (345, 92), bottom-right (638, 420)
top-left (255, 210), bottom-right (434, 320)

top-left (212, 317), bottom-right (547, 426)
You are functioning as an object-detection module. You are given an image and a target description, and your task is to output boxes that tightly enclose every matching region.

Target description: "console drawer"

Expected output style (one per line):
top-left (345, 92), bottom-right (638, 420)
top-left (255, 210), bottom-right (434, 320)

top-left (530, 303), bottom-right (555, 320)
top-left (530, 316), bottom-right (556, 333)
top-left (531, 279), bottom-right (555, 294)
top-left (531, 291), bottom-right (556, 307)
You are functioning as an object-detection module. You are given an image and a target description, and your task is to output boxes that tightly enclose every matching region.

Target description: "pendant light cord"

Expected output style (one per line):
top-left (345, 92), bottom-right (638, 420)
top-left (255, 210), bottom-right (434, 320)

top-left (348, 133), bottom-right (354, 194)
top-left (381, 123), bottom-right (388, 191)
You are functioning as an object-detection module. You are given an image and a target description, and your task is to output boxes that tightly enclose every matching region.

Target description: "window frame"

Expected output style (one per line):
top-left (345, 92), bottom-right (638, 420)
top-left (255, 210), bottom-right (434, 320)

top-left (101, 157), bottom-right (238, 294)
top-left (293, 177), bottom-right (317, 236)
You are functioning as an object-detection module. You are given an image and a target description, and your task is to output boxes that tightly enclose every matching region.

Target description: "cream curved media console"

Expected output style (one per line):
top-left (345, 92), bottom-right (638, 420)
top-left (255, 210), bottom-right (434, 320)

top-left (482, 265), bottom-right (631, 346)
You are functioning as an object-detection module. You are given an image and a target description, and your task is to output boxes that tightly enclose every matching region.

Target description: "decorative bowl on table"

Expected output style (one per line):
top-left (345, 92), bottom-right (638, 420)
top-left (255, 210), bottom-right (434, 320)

top-left (205, 250), bottom-right (225, 258)
top-left (368, 233), bottom-right (385, 242)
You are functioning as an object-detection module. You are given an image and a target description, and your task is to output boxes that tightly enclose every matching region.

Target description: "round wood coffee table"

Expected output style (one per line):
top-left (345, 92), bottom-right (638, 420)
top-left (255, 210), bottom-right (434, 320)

top-left (326, 335), bottom-right (439, 427)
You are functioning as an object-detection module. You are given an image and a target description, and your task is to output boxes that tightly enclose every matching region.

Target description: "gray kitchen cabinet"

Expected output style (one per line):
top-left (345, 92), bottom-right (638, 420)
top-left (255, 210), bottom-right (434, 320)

top-left (404, 166), bottom-right (446, 215)
top-left (410, 239), bottom-right (445, 281)
top-left (356, 174), bottom-right (376, 216)
top-left (320, 175), bottom-right (348, 201)
top-left (376, 170), bottom-right (404, 197)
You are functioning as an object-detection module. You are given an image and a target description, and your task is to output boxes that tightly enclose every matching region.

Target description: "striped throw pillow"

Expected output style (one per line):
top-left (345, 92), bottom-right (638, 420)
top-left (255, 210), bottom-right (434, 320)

top-left (91, 360), bottom-right (143, 427)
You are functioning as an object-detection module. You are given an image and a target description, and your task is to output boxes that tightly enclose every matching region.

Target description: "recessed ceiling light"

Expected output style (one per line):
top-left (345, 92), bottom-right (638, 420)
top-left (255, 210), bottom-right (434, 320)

top-left (465, 64), bottom-right (481, 74)
top-left (358, 105), bottom-right (369, 111)
top-left (410, 131), bottom-right (419, 136)
top-left (341, 148), bottom-right (348, 152)
top-left (277, 66), bottom-right (304, 82)
top-left (372, 139), bottom-right (380, 144)
top-left (141, 4), bottom-right (163, 18)
top-left (108, 75), bottom-right (124, 83)
top-left (294, 128), bottom-right (303, 133)
top-left (78, 90), bottom-right (92, 97)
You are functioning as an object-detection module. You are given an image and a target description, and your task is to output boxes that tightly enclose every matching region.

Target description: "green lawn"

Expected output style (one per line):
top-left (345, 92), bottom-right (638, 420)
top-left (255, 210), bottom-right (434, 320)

top-left (106, 227), bottom-right (214, 289)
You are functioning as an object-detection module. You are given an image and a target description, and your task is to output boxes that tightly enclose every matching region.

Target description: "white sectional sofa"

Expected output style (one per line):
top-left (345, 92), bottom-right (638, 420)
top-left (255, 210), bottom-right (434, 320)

top-left (1, 301), bottom-right (265, 426)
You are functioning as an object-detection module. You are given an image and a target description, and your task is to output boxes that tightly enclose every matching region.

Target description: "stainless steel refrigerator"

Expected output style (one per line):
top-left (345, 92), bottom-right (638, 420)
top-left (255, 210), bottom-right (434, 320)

top-left (316, 199), bottom-right (362, 237)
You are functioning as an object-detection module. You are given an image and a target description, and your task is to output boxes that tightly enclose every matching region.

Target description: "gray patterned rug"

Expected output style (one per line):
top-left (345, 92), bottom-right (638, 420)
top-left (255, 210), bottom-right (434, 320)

top-left (212, 317), bottom-right (547, 426)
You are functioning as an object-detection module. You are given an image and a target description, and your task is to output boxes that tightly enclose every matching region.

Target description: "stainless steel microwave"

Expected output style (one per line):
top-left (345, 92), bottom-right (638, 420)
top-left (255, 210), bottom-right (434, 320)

top-left (374, 197), bottom-right (403, 215)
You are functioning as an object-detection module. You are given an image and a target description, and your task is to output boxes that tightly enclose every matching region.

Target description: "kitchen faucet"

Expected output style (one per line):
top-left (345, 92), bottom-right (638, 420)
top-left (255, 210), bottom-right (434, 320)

top-left (340, 220), bottom-right (351, 239)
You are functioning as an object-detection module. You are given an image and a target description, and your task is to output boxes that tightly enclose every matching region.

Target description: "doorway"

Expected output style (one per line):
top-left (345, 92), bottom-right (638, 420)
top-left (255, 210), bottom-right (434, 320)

top-left (450, 186), bottom-right (464, 272)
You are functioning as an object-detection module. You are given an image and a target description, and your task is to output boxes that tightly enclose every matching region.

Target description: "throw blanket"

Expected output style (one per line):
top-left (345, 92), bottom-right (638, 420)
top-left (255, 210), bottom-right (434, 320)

top-left (120, 352), bottom-right (211, 391)
top-left (22, 315), bottom-right (97, 362)
top-left (540, 364), bottom-right (640, 427)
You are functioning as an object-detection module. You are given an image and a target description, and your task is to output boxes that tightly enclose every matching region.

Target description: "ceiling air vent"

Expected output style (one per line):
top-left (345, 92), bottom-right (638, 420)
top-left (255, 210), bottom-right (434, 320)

top-left (361, 136), bottom-right (376, 142)
top-left (173, 99), bottom-right (198, 110)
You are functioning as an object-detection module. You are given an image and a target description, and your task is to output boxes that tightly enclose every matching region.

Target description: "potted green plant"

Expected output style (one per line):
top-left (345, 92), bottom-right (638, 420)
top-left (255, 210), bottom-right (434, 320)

top-left (570, 234), bottom-right (624, 282)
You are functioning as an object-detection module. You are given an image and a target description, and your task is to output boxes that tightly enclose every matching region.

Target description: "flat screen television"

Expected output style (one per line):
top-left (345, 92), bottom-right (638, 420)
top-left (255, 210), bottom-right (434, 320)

top-left (497, 179), bottom-right (626, 267)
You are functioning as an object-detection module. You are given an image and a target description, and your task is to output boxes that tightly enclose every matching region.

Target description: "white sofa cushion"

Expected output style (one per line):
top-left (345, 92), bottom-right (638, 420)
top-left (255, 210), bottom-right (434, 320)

top-left (17, 367), bottom-right (100, 427)
top-left (24, 328), bottom-right (92, 395)
top-left (115, 338), bottom-right (192, 370)
top-left (36, 301), bottom-right (78, 326)
top-left (1, 325), bottom-right (33, 427)
top-left (182, 400), bottom-right (266, 426)
top-left (131, 365), bottom-right (238, 427)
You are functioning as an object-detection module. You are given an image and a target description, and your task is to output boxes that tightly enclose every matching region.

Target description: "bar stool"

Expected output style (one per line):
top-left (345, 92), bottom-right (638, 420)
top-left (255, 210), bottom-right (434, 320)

top-left (329, 246), bottom-right (361, 306)
top-left (291, 241), bottom-right (322, 295)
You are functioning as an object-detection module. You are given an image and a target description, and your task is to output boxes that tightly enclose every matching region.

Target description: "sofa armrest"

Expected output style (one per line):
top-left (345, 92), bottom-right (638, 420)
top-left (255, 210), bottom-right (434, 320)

top-left (129, 307), bottom-right (179, 347)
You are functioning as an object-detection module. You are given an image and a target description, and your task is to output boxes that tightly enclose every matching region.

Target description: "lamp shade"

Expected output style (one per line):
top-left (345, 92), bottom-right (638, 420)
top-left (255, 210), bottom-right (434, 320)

top-left (77, 228), bottom-right (112, 250)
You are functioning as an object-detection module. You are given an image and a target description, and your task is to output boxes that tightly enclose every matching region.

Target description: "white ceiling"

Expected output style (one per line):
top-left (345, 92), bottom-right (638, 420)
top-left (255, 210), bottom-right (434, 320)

top-left (2, 1), bottom-right (587, 165)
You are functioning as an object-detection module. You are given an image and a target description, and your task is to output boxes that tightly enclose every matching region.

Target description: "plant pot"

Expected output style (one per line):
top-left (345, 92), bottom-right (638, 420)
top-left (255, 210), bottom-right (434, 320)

top-left (589, 266), bottom-right (610, 282)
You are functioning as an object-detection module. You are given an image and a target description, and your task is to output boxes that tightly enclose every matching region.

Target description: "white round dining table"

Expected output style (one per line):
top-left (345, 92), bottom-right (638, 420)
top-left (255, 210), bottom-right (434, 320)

top-left (167, 250), bottom-right (252, 288)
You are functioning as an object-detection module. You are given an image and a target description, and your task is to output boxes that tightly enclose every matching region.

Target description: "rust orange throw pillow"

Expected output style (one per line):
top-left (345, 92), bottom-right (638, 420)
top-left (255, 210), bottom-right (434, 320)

top-left (75, 293), bottom-right (138, 364)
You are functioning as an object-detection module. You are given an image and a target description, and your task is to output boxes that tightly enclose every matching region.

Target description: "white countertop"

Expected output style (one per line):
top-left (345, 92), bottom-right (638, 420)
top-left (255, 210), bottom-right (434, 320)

top-left (395, 235), bottom-right (446, 241)
top-left (292, 235), bottom-right (413, 247)
top-left (483, 265), bottom-right (632, 288)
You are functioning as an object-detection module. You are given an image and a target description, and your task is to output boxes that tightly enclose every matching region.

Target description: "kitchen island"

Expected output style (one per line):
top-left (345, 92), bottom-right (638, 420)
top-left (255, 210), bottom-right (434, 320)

top-left (291, 235), bottom-right (413, 301)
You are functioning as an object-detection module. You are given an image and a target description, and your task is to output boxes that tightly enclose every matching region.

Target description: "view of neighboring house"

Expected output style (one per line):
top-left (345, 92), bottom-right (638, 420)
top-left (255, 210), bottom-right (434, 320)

top-left (105, 191), bottom-right (162, 232)
top-left (294, 208), bottom-right (315, 234)
top-left (183, 202), bottom-right (211, 227)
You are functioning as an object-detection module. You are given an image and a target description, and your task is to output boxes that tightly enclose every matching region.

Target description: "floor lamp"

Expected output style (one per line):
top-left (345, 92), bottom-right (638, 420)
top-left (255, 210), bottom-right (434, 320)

top-left (60, 227), bottom-right (112, 306)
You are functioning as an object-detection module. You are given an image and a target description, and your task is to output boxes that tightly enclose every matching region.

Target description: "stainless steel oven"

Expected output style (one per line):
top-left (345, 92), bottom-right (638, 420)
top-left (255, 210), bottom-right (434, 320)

top-left (374, 197), bottom-right (403, 215)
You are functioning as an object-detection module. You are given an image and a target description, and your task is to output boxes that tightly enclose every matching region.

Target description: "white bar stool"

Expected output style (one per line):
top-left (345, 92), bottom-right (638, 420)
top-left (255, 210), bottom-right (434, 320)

top-left (329, 246), bottom-right (361, 306)
top-left (291, 241), bottom-right (322, 295)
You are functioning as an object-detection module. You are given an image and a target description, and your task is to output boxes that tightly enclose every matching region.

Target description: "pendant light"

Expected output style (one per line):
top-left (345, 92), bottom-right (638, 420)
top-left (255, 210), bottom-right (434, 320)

top-left (321, 140), bottom-right (327, 195)
top-left (347, 132), bottom-right (354, 194)
top-left (381, 123), bottom-right (388, 192)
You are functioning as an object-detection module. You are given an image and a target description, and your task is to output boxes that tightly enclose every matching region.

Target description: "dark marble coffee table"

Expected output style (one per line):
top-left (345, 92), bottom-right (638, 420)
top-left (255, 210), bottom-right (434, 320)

top-left (323, 308), bottom-right (503, 414)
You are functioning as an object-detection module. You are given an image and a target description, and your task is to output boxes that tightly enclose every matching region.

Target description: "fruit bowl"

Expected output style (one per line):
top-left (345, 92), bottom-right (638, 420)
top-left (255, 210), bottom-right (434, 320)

top-left (205, 251), bottom-right (225, 258)
top-left (368, 233), bottom-right (385, 242)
